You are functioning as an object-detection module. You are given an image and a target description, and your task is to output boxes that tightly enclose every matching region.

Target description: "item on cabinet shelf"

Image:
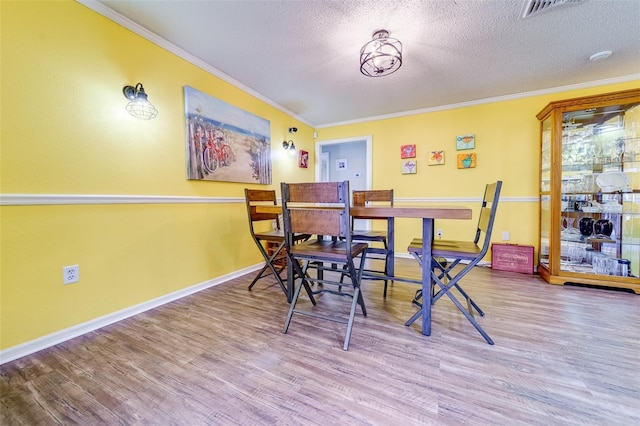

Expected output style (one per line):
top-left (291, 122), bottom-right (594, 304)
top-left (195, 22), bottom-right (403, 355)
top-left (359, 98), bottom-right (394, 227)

top-left (618, 259), bottom-right (630, 277)
top-left (593, 219), bottom-right (614, 238)
top-left (579, 217), bottom-right (595, 237)
top-left (602, 199), bottom-right (623, 213)
top-left (581, 205), bottom-right (602, 213)
top-left (561, 217), bottom-right (581, 239)
top-left (596, 171), bottom-right (629, 192)
top-left (568, 245), bottom-right (586, 264)
top-left (561, 200), bottom-right (569, 211)
top-left (584, 247), bottom-right (595, 264)
top-left (592, 255), bottom-right (613, 275)
top-left (574, 200), bottom-right (591, 211)
top-left (580, 174), bottom-right (599, 193)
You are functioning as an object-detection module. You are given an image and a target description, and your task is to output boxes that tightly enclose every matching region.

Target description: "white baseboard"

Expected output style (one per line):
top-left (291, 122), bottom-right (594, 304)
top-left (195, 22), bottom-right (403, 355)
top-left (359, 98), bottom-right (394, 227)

top-left (0, 263), bottom-right (262, 365)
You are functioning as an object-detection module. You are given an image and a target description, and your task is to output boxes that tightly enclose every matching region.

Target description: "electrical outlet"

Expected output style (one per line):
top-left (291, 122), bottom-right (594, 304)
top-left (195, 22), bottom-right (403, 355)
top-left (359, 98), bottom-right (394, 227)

top-left (436, 229), bottom-right (443, 238)
top-left (63, 265), bottom-right (79, 284)
top-left (502, 231), bottom-right (510, 241)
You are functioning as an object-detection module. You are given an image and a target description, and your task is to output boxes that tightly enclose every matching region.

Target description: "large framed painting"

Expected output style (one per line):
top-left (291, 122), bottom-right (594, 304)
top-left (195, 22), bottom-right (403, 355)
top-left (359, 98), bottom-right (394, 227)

top-left (184, 86), bottom-right (271, 184)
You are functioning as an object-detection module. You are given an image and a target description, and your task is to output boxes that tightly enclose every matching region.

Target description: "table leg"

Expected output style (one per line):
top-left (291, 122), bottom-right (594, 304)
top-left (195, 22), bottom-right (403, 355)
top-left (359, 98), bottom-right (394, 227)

top-left (421, 218), bottom-right (433, 336)
top-left (404, 218), bottom-right (433, 334)
top-left (387, 217), bottom-right (395, 277)
top-left (286, 233), bottom-right (294, 303)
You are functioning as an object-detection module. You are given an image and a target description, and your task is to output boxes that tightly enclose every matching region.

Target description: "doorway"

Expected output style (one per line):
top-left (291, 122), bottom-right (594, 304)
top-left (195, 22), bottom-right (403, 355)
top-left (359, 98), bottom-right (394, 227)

top-left (315, 135), bottom-right (372, 229)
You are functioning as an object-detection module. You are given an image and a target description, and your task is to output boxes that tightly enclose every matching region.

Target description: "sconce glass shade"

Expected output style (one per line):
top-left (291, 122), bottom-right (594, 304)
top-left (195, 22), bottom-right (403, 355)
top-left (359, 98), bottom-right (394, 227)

top-left (360, 29), bottom-right (403, 77)
top-left (123, 83), bottom-right (158, 120)
top-left (283, 140), bottom-right (296, 156)
top-left (283, 126), bottom-right (297, 156)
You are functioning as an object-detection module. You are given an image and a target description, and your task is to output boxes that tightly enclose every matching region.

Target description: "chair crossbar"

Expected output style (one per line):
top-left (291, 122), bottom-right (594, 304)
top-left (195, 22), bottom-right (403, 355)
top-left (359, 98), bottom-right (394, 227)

top-left (291, 309), bottom-right (350, 325)
top-left (431, 258), bottom-right (483, 316)
top-left (311, 287), bottom-right (356, 298)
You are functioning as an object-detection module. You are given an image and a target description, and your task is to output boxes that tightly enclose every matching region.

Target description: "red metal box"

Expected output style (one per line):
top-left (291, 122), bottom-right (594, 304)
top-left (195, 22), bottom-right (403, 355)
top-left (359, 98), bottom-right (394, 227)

top-left (491, 243), bottom-right (534, 274)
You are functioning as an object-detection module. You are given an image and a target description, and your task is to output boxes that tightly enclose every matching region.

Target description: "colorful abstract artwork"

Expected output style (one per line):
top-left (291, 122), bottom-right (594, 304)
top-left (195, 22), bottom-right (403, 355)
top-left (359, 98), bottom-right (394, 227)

top-left (401, 144), bottom-right (416, 158)
top-left (401, 160), bottom-right (417, 174)
top-left (457, 153), bottom-right (477, 169)
top-left (298, 150), bottom-right (309, 168)
top-left (456, 134), bottom-right (475, 150)
top-left (429, 150), bottom-right (445, 165)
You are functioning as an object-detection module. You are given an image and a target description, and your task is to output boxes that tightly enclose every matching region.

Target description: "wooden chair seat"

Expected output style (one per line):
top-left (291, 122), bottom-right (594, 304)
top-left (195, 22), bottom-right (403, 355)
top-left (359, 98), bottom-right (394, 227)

top-left (352, 229), bottom-right (387, 240)
top-left (291, 240), bottom-right (369, 262)
top-left (254, 229), bottom-right (308, 243)
top-left (409, 238), bottom-right (482, 260)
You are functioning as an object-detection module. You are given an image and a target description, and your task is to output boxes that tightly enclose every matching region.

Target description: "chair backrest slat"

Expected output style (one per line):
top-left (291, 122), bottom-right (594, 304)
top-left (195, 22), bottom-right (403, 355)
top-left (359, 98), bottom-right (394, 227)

top-left (474, 181), bottom-right (502, 250)
top-left (249, 206), bottom-right (278, 222)
top-left (291, 210), bottom-right (343, 236)
top-left (288, 182), bottom-right (345, 203)
top-left (478, 207), bottom-right (492, 233)
top-left (353, 189), bottom-right (394, 206)
top-left (246, 189), bottom-right (278, 202)
top-left (245, 189), bottom-right (280, 232)
top-left (282, 181), bottom-right (351, 240)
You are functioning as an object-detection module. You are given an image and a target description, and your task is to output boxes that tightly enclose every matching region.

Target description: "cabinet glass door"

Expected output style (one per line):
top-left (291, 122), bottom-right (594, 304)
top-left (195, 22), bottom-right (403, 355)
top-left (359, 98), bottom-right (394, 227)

top-left (539, 117), bottom-right (551, 269)
top-left (561, 102), bottom-right (640, 277)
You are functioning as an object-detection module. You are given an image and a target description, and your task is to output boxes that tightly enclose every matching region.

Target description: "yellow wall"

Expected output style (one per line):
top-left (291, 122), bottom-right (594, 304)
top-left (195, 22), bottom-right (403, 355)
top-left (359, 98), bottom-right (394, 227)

top-left (1, 1), bottom-right (638, 351)
top-left (0, 1), bottom-right (314, 350)
top-left (317, 83), bottom-right (640, 254)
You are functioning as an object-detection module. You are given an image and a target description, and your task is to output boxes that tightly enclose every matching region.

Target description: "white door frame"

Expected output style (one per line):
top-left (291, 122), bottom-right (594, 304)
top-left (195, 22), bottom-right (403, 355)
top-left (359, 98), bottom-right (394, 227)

top-left (315, 135), bottom-right (373, 230)
top-left (314, 135), bottom-right (372, 189)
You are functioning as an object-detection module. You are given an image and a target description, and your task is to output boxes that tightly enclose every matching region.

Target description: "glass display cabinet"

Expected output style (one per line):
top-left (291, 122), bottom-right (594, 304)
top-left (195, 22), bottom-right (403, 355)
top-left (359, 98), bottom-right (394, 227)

top-left (537, 89), bottom-right (640, 293)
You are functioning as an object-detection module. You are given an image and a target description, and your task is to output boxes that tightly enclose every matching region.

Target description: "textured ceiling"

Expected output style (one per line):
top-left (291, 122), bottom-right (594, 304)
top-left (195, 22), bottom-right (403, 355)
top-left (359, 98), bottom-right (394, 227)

top-left (87, 0), bottom-right (640, 127)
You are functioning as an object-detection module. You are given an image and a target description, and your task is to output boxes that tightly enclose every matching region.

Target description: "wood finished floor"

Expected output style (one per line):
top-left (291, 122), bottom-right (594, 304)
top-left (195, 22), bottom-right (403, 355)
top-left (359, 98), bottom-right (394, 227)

top-left (2, 258), bottom-right (639, 425)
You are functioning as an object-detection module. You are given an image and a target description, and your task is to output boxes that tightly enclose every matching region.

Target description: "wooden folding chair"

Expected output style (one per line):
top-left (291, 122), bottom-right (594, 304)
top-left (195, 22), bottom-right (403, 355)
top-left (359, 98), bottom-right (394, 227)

top-left (407, 181), bottom-right (502, 344)
top-left (244, 189), bottom-right (309, 301)
top-left (281, 181), bottom-right (369, 350)
top-left (351, 189), bottom-right (394, 298)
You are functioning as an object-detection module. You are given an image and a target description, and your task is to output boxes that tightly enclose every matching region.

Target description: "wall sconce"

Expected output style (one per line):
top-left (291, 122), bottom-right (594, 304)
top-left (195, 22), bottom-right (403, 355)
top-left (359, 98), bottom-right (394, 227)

top-left (122, 83), bottom-right (158, 120)
top-left (282, 127), bottom-right (297, 157)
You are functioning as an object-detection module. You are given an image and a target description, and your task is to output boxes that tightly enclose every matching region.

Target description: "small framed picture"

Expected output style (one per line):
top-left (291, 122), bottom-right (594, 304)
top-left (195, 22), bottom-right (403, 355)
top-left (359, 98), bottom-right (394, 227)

top-left (457, 153), bottom-right (477, 169)
top-left (336, 159), bottom-right (348, 171)
top-left (400, 144), bottom-right (416, 159)
top-left (401, 160), bottom-right (417, 174)
top-left (298, 150), bottom-right (309, 168)
top-left (429, 150), bottom-right (445, 165)
top-left (456, 134), bottom-right (475, 150)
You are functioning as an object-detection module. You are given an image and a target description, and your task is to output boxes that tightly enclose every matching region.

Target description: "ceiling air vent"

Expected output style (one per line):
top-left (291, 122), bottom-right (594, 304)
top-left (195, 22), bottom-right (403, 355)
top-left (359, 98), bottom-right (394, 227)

top-left (520, 0), bottom-right (587, 19)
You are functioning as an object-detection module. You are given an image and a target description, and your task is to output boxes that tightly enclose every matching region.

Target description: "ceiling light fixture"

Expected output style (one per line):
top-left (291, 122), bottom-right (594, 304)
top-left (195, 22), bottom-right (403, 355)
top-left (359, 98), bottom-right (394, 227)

top-left (122, 82), bottom-right (158, 120)
top-left (360, 29), bottom-right (403, 77)
top-left (283, 127), bottom-right (297, 157)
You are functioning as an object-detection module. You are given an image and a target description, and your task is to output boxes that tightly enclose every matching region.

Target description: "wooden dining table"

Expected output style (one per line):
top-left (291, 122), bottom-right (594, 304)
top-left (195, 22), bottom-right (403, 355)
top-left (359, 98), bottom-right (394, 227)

top-left (255, 203), bottom-right (472, 336)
